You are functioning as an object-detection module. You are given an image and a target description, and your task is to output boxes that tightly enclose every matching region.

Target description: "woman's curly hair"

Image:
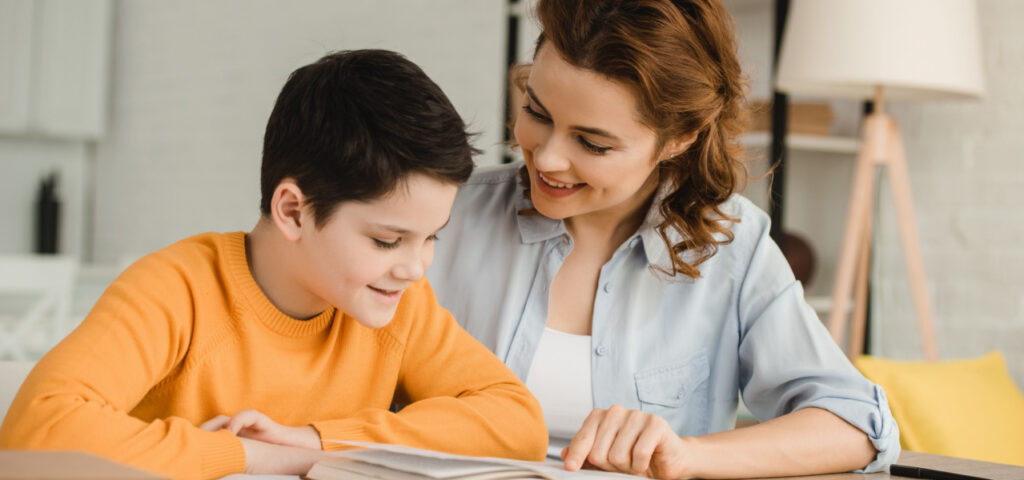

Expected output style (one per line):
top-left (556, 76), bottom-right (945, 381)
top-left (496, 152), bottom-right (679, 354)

top-left (523, 0), bottom-right (750, 279)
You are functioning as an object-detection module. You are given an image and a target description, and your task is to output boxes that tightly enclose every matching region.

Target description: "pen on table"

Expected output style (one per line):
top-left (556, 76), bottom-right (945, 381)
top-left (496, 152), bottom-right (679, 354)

top-left (890, 464), bottom-right (991, 480)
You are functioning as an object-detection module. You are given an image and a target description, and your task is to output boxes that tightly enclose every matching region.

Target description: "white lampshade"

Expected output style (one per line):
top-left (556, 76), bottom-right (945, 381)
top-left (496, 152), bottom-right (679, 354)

top-left (776, 0), bottom-right (985, 102)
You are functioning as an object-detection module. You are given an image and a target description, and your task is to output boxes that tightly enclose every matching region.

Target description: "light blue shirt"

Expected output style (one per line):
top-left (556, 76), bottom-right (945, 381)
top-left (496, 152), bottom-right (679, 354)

top-left (428, 162), bottom-right (899, 472)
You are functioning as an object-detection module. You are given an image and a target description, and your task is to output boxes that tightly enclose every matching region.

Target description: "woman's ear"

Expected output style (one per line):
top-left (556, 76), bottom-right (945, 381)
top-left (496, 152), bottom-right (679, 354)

top-left (661, 132), bottom-right (699, 161)
top-left (270, 179), bottom-right (307, 242)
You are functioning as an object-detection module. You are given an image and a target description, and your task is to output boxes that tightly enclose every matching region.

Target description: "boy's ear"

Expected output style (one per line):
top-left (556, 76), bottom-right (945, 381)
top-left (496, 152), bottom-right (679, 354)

top-left (270, 180), bottom-right (307, 242)
top-left (661, 131), bottom-right (699, 162)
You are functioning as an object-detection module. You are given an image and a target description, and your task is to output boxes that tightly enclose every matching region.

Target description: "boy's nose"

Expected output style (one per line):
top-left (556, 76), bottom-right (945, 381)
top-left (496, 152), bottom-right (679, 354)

top-left (393, 250), bottom-right (426, 282)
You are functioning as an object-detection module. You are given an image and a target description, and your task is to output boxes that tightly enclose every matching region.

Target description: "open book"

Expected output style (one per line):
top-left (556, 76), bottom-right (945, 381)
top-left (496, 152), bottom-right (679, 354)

top-left (305, 441), bottom-right (644, 480)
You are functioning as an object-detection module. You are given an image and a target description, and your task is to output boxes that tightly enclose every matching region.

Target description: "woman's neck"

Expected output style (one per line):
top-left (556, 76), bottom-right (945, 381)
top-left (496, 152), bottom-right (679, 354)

top-left (564, 171), bottom-right (660, 252)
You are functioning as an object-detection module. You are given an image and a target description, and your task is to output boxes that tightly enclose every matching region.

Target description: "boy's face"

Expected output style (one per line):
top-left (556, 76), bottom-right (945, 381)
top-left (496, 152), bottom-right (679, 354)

top-left (298, 173), bottom-right (457, 328)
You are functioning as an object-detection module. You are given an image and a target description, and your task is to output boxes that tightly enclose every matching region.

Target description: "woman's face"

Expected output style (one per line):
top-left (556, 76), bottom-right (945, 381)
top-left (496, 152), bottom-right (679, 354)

top-left (514, 44), bottom-right (671, 224)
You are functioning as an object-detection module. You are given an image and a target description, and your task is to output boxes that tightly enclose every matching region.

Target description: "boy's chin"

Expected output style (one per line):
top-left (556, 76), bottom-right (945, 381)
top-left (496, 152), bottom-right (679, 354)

top-left (350, 310), bottom-right (397, 329)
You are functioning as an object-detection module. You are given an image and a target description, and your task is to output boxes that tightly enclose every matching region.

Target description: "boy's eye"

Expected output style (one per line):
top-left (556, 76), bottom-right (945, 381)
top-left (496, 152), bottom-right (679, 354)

top-left (427, 234), bottom-right (439, 242)
top-left (522, 104), bottom-right (550, 123)
top-left (577, 135), bottom-right (612, 154)
top-left (373, 238), bottom-right (400, 249)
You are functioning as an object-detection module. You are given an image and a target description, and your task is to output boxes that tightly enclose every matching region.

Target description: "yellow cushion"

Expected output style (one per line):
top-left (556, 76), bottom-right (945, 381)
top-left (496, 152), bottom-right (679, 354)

top-left (855, 352), bottom-right (1024, 466)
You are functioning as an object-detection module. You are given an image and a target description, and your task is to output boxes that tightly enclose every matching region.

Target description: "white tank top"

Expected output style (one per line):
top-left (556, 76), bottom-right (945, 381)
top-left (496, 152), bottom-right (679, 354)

top-left (524, 327), bottom-right (595, 459)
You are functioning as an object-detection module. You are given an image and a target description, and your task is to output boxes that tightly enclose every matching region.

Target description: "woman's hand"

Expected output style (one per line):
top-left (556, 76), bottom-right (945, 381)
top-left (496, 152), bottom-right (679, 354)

top-left (561, 405), bottom-right (695, 479)
top-left (200, 409), bottom-right (322, 450)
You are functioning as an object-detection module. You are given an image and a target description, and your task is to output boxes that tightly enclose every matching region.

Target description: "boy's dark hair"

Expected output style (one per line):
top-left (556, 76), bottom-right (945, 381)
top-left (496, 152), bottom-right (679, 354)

top-left (260, 49), bottom-right (478, 226)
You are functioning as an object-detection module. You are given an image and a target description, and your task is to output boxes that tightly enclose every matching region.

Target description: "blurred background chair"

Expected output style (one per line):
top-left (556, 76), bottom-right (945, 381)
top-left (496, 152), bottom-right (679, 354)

top-left (0, 255), bottom-right (78, 361)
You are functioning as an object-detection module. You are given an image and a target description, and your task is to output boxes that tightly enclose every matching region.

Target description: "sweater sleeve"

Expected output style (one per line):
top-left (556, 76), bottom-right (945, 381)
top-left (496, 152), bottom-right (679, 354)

top-left (312, 279), bottom-right (548, 461)
top-left (0, 252), bottom-right (246, 480)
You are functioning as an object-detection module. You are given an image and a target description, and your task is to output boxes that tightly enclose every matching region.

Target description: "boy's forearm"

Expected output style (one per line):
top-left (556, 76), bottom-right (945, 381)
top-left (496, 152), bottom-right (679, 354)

top-left (288, 425), bottom-right (323, 450)
top-left (311, 382), bottom-right (547, 460)
top-left (0, 391), bottom-right (246, 479)
top-left (240, 437), bottom-right (330, 475)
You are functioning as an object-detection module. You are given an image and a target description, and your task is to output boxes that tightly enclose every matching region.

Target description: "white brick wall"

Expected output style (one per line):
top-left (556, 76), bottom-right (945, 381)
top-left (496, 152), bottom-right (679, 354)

top-left (90, 0), bottom-right (507, 263)
top-left (874, 0), bottom-right (1024, 385)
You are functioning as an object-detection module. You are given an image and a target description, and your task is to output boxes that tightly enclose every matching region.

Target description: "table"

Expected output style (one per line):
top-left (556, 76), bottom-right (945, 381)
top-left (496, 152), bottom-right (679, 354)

top-left (741, 451), bottom-right (1024, 480)
top-left (220, 451), bottom-right (1024, 480)
top-left (3, 450), bottom-right (1020, 479)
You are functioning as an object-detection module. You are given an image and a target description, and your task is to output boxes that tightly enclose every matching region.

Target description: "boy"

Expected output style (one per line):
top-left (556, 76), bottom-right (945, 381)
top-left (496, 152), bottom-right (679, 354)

top-left (0, 50), bottom-right (547, 479)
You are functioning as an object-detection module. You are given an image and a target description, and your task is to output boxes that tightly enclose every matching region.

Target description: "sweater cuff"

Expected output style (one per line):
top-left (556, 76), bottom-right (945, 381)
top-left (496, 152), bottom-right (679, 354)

top-left (311, 419), bottom-right (369, 451)
top-left (199, 429), bottom-right (246, 478)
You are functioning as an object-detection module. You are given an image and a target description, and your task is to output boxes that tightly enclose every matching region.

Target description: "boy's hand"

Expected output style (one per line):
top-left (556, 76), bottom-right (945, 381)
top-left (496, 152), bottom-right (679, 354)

top-left (200, 409), bottom-right (322, 450)
top-left (238, 437), bottom-right (330, 475)
top-left (561, 405), bottom-right (694, 479)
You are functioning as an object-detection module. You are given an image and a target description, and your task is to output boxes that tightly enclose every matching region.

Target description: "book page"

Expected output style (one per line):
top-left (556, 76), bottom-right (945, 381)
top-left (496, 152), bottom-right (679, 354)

top-left (324, 440), bottom-right (644, 479)
top-left (331, 449), bottom-right (547, 479)
top-left (311, 457), bottom-right (551, 480)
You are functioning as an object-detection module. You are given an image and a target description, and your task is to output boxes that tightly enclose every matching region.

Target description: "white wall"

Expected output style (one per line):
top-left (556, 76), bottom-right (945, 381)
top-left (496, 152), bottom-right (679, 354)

top-left (87, 0), bottom-right (507, 262)
top-left (874, 0), bottom-right (1024, 383)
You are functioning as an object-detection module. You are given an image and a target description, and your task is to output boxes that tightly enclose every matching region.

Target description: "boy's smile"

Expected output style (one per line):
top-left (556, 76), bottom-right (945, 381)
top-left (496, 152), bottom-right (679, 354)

top-left (294, 173), bottom-right (457, 327)
top-left (367, 284), bottom-right (403, 302)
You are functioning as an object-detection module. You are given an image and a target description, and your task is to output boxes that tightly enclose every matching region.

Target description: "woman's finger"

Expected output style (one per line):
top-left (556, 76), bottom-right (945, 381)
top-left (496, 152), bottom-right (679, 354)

top-left (606, 409), bottom-right (649, 473)
top-left (587, 404), bottom-right (629, 470)
top-left (563, 408), bottom-right (606, 471)
top-left (632, 415), bottom-right (668, 474)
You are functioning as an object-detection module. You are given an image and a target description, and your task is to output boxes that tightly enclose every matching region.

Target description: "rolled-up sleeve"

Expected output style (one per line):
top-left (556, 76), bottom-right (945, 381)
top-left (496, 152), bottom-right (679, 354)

top-left (736, 218), bottom-right (901, 472)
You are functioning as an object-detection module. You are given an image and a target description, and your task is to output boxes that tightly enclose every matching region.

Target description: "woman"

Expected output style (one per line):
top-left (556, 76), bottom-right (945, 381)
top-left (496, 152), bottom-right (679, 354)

top-left (428, 0), bottom-right (898, 478)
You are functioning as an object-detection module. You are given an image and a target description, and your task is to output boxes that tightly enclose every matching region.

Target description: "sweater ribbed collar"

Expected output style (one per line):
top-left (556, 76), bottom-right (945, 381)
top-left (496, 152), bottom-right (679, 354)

top-left (222, 231), bottom-right (336, 338)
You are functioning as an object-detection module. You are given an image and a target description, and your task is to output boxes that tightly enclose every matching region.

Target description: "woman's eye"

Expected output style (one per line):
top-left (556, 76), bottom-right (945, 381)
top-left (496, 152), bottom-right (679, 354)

top-left (373, 238), bottom-right (400, 249)
top-left (522, 104), bottom-right (550, 123)
top-left (577, 135), bottom-right (612, 154)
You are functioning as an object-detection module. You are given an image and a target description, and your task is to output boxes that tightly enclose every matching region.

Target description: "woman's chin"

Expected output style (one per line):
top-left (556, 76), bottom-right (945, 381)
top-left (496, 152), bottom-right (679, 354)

top-left (530, 191), bottom-right (574, 220)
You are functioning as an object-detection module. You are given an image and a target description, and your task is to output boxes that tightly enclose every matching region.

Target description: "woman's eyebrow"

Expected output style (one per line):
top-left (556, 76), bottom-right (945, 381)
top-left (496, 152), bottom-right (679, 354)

top-left (525, 85), bottom-right (622, 143)
top-left (525, 85), bottom-right (549, 113)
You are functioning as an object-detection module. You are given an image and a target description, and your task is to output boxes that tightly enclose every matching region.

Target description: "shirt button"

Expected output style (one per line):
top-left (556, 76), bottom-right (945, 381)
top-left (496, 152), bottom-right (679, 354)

top-left (595, 345), bottom-right (609, 356)
top-left (603, 282), bottom-right (612, 293)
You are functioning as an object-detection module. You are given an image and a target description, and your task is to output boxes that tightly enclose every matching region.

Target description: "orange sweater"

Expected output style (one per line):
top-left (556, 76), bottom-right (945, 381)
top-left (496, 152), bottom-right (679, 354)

top-left (0, 232), bottom-right (546, 479)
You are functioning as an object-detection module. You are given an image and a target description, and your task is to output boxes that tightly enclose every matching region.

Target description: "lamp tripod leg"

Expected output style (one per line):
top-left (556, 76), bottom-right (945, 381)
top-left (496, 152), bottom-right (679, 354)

top-left (827, 115), bottom-right (884, 347)
top-left (849, 195), bottom-right (874, 357)
top-left (884, 120), bottom-right (940, 361)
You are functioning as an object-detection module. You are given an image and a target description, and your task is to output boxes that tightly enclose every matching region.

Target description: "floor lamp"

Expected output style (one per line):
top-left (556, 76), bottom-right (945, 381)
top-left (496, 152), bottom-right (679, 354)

top-left (774, 0), bottom-right (985, 361)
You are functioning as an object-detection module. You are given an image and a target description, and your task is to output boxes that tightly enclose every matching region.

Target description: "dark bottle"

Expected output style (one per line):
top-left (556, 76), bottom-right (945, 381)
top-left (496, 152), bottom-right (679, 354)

top-left (35, 171), bottom-right (60, 254)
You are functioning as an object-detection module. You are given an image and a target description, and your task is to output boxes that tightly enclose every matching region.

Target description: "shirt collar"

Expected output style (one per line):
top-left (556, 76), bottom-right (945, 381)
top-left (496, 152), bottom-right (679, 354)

top-left (512, 177), bottom-right (676, 270)
top-left (514, 187), bottom-right (569, 244)
top-left (636, 181), bottom-right (674, 269)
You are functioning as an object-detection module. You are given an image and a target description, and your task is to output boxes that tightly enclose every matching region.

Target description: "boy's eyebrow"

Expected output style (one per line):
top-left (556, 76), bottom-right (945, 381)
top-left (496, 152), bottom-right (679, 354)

top-left (525, 85), bottom-right (623, 143)
top-left (372, 217), bottom-right (451, 235)
top-left (373, 223), bottom-right (410, 234)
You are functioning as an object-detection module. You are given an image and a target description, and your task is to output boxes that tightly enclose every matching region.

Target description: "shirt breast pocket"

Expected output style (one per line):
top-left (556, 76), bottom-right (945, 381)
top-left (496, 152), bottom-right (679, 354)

top-left (633, 353), bottom-right (710, 436)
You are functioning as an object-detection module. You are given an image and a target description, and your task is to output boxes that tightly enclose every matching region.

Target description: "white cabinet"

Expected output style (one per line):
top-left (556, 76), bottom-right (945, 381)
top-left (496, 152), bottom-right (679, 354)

top-left (0, 0), bottom-right (113, 139)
